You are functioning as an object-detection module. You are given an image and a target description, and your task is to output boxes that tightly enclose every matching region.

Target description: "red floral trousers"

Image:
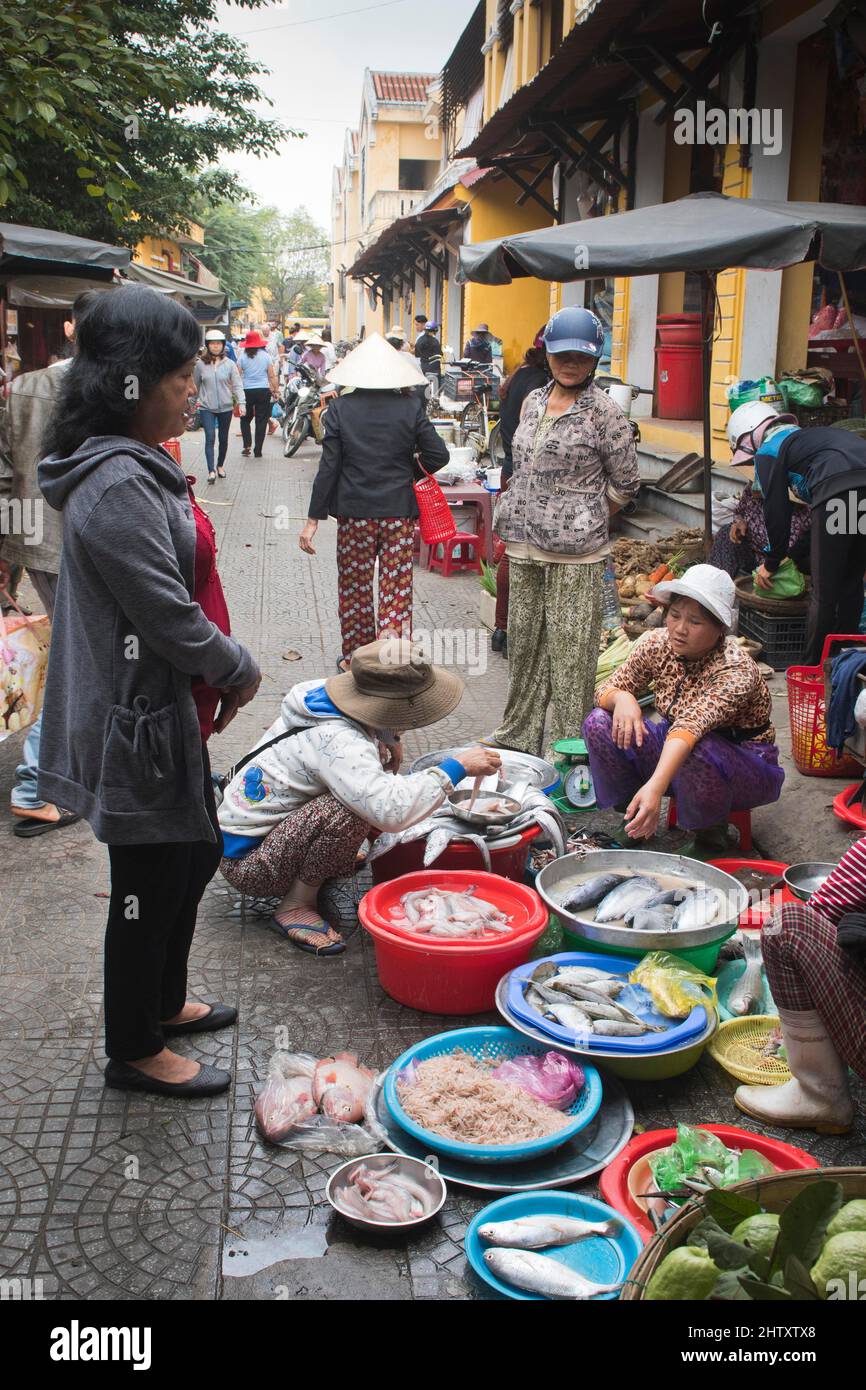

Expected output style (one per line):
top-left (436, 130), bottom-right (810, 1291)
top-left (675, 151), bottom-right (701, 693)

top-left (336, 516), bottom-right (415, 659)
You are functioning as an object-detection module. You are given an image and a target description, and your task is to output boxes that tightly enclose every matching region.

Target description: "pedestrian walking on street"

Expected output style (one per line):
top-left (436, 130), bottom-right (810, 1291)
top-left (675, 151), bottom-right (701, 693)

top-left (488, 307), bottom-right (639, 760)
top-left (37, 286), bottom-right (261, 1100)
top-left (219, 637), bottom-right (500, 954)
top-left (0, 289), bottom-right (101, 838)
top-left (193, 330), bottom-right (245, 483)
top-left (299, 334), bottom-right (448, 667)
top-left (237, 330), bottom-right (278, 457)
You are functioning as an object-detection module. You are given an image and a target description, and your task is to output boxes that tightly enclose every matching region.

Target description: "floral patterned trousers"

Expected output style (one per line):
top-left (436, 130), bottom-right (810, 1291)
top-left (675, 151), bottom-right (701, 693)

top-left (336, 516), bottom-right (415, 659)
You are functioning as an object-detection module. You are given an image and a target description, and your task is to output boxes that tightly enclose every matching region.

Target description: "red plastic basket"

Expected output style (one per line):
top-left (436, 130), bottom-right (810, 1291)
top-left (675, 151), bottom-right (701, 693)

top-left (414, 463), bottom-right (457, 546)
top-left (786, 633), bottom-right (863, 777)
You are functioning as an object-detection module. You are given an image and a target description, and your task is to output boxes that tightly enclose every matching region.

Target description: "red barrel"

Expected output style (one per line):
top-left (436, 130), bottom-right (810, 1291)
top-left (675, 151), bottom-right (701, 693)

top-left (655, 343), bottom-right (703, 419)
top-left (656, 313), bottom-right (702, 345)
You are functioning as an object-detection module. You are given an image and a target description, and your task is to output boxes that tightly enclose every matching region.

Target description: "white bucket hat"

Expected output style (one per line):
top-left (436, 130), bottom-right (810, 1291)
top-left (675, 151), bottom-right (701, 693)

top-left (650, 564), bottom-right (737, 632)
top-left (327, 332), bottom-right (427, 390)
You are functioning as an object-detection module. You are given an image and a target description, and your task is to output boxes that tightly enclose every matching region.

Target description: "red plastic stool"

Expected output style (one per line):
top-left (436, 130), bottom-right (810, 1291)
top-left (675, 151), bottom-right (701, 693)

top-left (428, 532), bottom-right (483, 577)
top-left (667, 798), bottom-right (752, 851)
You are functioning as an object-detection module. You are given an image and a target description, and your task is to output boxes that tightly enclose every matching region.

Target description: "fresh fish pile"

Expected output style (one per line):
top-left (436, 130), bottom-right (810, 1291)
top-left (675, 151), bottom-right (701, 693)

top-left (478, 1215), bottom-right (619, 1249)
top-left (483, 1249), bottom-right (622, 1300)
top-left (334, 1161), bottom-right (434, 1224)
top-left (728, 932), bottom-right (764, 1017)
top-left (525, 961), bottom-right (666, 1039)
top-left (255, 1051), bottom-right (374, 1143)
top-left (388, 886), bottom-right (512, 939)
top-left (559, 871), bottom-right (721, 932)
top-left (366, 782), bottom-right (569, 872)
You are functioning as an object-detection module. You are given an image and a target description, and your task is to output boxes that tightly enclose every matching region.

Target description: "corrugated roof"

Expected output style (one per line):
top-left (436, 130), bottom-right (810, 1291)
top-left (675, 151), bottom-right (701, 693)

top-left (372, 71), bottom-right (437, 103)
top-left (348, 206), bottom-right (464, 279)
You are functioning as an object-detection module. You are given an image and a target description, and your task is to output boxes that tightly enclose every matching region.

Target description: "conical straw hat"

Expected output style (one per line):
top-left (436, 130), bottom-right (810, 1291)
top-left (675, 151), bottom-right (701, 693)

top-left (327, 332), bottom-right (427, 390)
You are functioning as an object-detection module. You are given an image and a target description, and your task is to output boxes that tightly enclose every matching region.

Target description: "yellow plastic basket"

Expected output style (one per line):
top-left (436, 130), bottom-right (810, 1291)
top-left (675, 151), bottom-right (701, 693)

top-left (707, 1015), bottom-right (791, 1086)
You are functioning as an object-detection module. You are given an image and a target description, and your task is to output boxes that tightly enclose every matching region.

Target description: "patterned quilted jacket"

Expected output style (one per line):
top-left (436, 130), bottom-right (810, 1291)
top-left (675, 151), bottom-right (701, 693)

top-left (494, 380), bottom-right (639, 556)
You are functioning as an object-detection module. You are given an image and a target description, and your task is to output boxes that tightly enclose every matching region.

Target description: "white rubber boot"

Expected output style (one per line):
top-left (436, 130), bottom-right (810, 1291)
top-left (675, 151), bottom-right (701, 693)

top-left (734, 1008), bottom-right (854, 1134)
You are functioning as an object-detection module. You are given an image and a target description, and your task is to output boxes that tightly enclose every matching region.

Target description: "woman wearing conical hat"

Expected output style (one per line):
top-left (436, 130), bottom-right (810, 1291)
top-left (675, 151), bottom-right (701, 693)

top-left (299, 333), bottom-right (449, 671)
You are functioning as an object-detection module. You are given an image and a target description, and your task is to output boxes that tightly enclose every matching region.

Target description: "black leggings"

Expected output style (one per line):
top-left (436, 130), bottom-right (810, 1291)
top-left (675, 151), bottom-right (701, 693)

top-left (804, 491), bottom-right (866, 664)
top-left (103, 748), bottom-right (223, 1061)
top-left (241, 388), bottom-right (272, 456)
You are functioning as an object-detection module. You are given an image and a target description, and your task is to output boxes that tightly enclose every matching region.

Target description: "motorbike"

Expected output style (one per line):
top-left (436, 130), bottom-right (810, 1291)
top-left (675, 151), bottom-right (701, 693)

top-left (282, 364), bottom-right (322, 457)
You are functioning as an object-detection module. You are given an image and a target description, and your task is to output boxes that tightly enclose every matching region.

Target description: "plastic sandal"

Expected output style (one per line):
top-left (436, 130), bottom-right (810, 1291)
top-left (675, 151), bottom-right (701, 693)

top-left (268, 911), bottom-right (345, 956)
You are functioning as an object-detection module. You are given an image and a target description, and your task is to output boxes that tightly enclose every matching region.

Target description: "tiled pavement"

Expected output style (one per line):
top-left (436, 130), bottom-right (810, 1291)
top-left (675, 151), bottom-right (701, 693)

top-left (1, 426), bottom-right (864, 1301)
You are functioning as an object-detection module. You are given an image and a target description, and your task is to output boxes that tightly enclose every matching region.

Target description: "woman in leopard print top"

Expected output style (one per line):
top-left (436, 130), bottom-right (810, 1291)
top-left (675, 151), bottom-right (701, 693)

top-left (583, 564), bottom-right (784, 847)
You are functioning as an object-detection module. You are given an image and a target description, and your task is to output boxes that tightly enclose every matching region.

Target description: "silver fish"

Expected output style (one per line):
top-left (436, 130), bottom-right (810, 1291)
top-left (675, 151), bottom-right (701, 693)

top-left (591, 1019), bottom-right (653, 1036)
top-left (673, 887), bottom-right (721, 931)
top-left (553, 967), bottom-right (624, 985)
top-left (543, 1002), bottom-right (594, 1034)
top-left (530, 961), bottom-right (559, 985)
top-left (549, 975), bottom-right (625, 999)
top-left (629, 906), bottom-right (678, 932)
top-left (595, 875), bottom-right (661, 923)
top-left (729, 933), bottom-right (764, 1016)
top-left (483, 1248), bottom-right (622, 1300)
top-left (560, 873), bottom-right (626, 912)
top-left (478, 1215), bottom-right (619, 1249)
top-left (642, 887), bottom-right (689, 909)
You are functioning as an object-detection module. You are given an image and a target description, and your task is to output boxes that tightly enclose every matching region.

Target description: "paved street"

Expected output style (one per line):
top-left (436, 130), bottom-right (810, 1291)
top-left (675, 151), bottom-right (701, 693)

top-left (1, 425), bottom-right (864, 1302)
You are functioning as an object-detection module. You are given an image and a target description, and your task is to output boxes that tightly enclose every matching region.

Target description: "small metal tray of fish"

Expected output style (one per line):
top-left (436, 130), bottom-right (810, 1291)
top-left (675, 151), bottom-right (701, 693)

top-left (370, 1073), bottom-right (635, 1193)
top-left (506, 954), bottom-right (708, 1054)
top-left (410, 747), bottom-right (559, 794)
top-left (537, 850), bottom-right (748, 951)
top-left (465, 1191), bottom-right (642, 1301)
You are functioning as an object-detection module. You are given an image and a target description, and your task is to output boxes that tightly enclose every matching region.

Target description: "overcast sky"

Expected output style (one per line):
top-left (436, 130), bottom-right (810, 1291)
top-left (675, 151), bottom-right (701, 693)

top-left (217, 0), bottom-right (478, 236)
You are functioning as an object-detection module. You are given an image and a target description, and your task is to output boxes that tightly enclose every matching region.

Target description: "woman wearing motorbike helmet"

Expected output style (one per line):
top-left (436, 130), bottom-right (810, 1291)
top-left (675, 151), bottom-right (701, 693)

top-left (487, 306), bottom-right (639, 759)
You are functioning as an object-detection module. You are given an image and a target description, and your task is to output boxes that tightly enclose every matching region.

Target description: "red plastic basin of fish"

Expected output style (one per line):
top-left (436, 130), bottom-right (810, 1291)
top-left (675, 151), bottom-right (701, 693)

top-left (359, 871), bottom-right (548, 1014)
top-left (361, 870), bottom-right (545, 944)
top-left (369, 824), bottom-right (541, 885)
top-left (599, 1126), bottom-right (820, 1242)
top-left (706, 859), bottom-right (797, 929)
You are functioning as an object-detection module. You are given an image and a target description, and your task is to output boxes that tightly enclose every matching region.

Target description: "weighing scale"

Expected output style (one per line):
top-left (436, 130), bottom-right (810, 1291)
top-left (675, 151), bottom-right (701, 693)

top-left (550, 738), bottom-right (596, 813)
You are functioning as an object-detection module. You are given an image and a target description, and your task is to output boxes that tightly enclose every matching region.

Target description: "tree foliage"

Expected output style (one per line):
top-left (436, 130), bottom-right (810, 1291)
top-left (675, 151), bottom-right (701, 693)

top-left (257, 208), bottom-right (329, 323)
top-left (197, 201), bottom-right (271, 305)
top-left (0, 0), bottom-right (302, 244)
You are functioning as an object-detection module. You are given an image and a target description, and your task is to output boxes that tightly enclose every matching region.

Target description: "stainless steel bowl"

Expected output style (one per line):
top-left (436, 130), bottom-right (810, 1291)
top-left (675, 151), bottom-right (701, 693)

top-left (536, 850), bottom-right (748, 952)
top-left (326, 1153), bottom-right (446, 1233)
top-left (782, 862), bottom-right (835, 903)
top-left (410, 747), bottom-right (559, 792)
top-left (447, 788), bottom-right (522, 827)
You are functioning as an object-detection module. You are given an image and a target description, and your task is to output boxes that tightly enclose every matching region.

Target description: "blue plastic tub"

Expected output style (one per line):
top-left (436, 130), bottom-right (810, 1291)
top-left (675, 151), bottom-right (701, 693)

top-left (383, 1026), bottom-right (603, 1165)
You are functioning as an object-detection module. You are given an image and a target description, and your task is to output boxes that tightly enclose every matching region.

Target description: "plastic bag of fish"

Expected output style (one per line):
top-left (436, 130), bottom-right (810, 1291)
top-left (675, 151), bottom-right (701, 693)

top-left (254, 1050), bottom-right (382, 1155)
top-left (388, 885), bottom-right (513, 939)
top-left (558, 871), bottom-right (722, 932)
top-left (524, 961), bottom-right (667, 1038)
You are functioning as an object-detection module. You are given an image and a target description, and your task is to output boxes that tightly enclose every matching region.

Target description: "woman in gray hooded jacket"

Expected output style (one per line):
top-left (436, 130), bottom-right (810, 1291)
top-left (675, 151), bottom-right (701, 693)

top-left (38, 287), bottom-right (260, 1100)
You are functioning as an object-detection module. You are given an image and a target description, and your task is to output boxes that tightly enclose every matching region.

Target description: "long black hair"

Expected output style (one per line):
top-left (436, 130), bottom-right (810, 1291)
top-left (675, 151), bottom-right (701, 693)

top-left (43, 285), bottom-right (201, 457)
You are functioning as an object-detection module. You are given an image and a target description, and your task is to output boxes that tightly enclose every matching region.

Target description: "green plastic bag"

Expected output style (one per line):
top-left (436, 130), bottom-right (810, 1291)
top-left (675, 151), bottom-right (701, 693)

top-left (649, 1123), bottom-right (776, 1200)
top-left (778, 375), bottom-right (824, 408)
top-left (726, 377), bottom-right (784, 411)
top-left (751, 556), bottom-right (806, 599)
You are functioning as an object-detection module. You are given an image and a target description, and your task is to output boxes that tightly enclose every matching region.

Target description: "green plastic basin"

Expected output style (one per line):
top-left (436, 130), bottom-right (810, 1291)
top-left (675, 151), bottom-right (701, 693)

top-left (558, 917), bottom-right (736, 975)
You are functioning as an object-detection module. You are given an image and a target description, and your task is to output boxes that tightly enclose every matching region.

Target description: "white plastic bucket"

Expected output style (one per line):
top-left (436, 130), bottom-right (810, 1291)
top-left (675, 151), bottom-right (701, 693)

top-left (607, 383), bottom-right (633, 415)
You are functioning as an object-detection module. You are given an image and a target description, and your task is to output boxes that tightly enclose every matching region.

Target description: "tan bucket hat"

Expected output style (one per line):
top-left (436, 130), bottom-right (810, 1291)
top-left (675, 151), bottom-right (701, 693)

top-left (326, 332), bottom-right (426, 390)
top-left (325, 637), bottom-right (465, 731)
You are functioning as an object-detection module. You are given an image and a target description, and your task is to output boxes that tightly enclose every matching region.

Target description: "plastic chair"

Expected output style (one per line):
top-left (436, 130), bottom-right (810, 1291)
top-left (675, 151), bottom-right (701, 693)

top-left (428, 532), bottom-right (483, 577)
top-left (667, 798), bottom-right (752, 852)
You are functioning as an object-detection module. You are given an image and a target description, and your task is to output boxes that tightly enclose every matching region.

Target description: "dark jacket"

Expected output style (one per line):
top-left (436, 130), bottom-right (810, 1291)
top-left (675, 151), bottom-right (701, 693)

top-left (755, 426), bottom-right (866, 570)
top-left (307, 389), bottom-right (449, 520)
top-left (463, 334), bottom-right (492, 364)
top-left (37, 437), bottom-right (259, 845)
top-left (499, 364), bottom-right (549, 481)
top-left (414, 331), bottom-right (442, 375)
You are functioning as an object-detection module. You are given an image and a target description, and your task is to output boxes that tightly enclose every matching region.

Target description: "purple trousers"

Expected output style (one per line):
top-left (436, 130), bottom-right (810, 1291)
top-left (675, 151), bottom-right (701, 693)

top-left (582, 708), bottom-right (784, 830)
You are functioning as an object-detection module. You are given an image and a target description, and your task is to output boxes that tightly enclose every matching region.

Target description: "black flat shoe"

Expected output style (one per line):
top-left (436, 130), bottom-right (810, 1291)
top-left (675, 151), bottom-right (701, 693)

top-left (104, 1059), bottom-right (231, 1097)
top-left (161, 1003), bottom-right (237, 1037)
top-left (490, 627), bottom-right (506, 652)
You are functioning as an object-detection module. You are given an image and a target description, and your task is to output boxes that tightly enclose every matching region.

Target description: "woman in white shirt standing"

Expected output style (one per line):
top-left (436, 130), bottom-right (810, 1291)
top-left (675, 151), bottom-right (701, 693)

top-left (193, 331), bottom-right (245, 483)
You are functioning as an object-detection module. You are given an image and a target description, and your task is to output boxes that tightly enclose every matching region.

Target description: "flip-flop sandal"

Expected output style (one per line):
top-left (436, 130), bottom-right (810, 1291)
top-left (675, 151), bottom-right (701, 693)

top-left (268, 909), bottom-right (345, 956)
top-left (13, 811), bottom-right (81, 838)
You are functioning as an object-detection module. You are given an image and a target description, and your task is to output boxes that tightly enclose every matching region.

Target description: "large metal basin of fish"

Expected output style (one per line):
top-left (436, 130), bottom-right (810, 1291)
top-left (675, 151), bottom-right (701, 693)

top-left (536, 851), bottom-right (748, 952)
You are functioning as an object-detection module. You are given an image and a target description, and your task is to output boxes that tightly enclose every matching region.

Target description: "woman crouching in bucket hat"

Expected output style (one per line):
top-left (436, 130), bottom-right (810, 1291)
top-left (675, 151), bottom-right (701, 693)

top-left (582, 564), bottom-right (784, 852)
top-left (218, 637), bottom-right (501, 955)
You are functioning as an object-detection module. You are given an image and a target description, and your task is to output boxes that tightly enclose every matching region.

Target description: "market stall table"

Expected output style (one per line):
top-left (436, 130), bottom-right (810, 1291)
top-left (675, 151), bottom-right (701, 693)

top-left (418, 480), bottom-right (495, 568)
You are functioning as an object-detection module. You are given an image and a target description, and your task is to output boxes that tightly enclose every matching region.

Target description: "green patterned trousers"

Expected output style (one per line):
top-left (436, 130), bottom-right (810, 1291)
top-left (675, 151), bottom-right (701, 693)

top-left (493, 557), bottom-right (604, 760)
